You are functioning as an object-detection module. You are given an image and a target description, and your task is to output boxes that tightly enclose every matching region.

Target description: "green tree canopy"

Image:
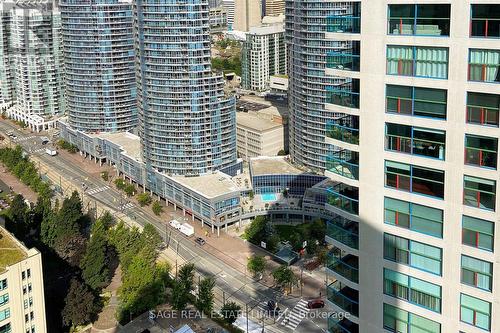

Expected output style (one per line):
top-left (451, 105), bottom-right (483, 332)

top-left (62, 278), bottom-right (99, 328)
top-left (220, 302), bottom-right (241, 325)
top-left (197, 277), bottom-right (215, 315)
top-left (136, 192), bottom-right (152, 207)
top-left (152, 201), bottom-right (163, 216)
top-left (272, 265), bottom-right (297, 289)
top-left (247, 255), bottom-right (266, 278)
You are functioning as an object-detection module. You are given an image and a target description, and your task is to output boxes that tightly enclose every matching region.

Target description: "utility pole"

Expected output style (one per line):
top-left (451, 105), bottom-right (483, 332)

top-left (246, 303), bottom-right (249, 333)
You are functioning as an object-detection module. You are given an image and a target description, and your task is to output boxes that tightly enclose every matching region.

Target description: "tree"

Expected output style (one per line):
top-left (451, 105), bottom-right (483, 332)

top-left (197, 277), bottom-right (215, 315)
top-left (220, 302), bottom-right (241, 325)
top-left (178, 263), bottom-right (195, 294)
top-left (80, 225), bottom-right (110, 290)
top-left (310, 218), bottom-right (326, 241)
top-left (55, 233), bottom-right (87, 267)
top-left (277, 149), bottom-right (286, 156)
top-left (272, 265), bottom-right (297, 290)
top-left (152, 201), bottom-right (163, 216)
top-left (136, 192), bottom-right (152, 207)
top-left (62, 278), bottom-right (99, 328)
top-left (248, 191), bottom-right (254, 200)
top-left (114, 178), bottom-right (126, 190)
top-left (139, 224), bottom-right (163, 264)
top-left (124, 184), bottom-right (135, 197)
top-left (247, 255), bottom-right (266, 278)
top-left (171, 280), bottom-right (190, 311)
top-left (7, 194), bottom-right (29, 238)
top-left (243, 216), bottom-right (267, 244)
top-left (101, 171), bottom-right (109, 181)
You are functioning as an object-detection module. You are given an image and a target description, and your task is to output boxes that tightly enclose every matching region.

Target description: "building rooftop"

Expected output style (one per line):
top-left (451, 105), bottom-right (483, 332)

top-left (237, 112), bottom-right (282, 132)
top-left (250, 156), bottom-right (304, 176)
top-left (0, 226), bottom-right (27, 273)
top-left (172, 171), bottom-right (241, 199)
top-left (95, 131), bottom-right (142, 162)
top-left (248, 23), bottom-right (284, 35)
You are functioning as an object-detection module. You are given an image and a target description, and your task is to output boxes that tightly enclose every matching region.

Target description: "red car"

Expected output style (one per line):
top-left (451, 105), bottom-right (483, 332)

top-left (307, 299), bottom-right (325, 309)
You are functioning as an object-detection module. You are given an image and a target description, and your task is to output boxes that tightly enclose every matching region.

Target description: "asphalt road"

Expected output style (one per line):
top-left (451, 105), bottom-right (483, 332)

top-left (0, 120), bottom-right (328, 333)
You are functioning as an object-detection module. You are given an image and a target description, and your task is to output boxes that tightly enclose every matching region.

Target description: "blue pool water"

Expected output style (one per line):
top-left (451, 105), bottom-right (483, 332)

top-left (261, 193), bottom-right (277, 202)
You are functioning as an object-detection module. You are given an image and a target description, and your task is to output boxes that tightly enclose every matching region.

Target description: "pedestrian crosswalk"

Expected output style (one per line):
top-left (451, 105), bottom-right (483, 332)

top-left (86, 186), bottom-right (110, 195)
top-left (15, 135), bottom-right (36, 142)
top-left (119, 202), bottom-right (134, 211)
top-left (31, 148), bottom-right (46, 154)
top-left (280, 299), bottom-right (309, 330)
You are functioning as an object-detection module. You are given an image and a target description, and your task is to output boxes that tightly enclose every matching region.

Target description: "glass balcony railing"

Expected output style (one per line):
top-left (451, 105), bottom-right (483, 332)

top-left (328, 315), bottom-right (359, 333)
top-left (327, 217), bottom-right (359, 250)
top-left (465, 136), bottom-right (498, 169)
top-left (327, 16), bottom-right (361, 33)
top-left (327, 52), bottom-right (360, 71)
top-left (327, 184), bottom-right (359, 215)
top-left (326, 150), bottom-right (359, 180)
top-left (326, 117), bottom-right (359, 145)
top-left (327, 281), bottom-right (359, 316)
top-left (327, 252), bottom-right (359, 283)
top-left (327, 87), bottom-right (360, 109)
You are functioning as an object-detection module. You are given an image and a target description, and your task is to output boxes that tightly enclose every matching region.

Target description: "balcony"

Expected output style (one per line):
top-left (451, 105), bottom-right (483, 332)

top-left (327, 252), bottom-right (359, 283)
top-left (327, 281), bottom-right (359, 317)
top-left (327, 150), bottom-right (359, 180)
top-left (328, 315), bottom-right (359, 333)
top-left (385, 123), bottom-right (446, 160)
top-left (327, 49), bottom-right (360, 72)
top-left (327, 216), bottom-right (359, 250)
top-left (326, 116), bottom-right (359, 145)
top-left (327, 16), bottom-right (360, 34)
top-left (327, 81), bottom-right (360, 109)
top-left (388, 4), bottom-right (450, 36)
top-left (327, 184), bottom-right (359, 215)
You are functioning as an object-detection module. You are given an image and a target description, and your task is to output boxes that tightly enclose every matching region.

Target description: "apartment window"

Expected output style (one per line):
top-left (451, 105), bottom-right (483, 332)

top-left (23, 286), bottom-right (27, 295)
top-left (471, 4), bottom-right (500, 38)
top-left (383, 303), bottom-right (441, 333)
top-left (463, 215), bottom-right (494, 251)
top-left (0, 323), bottom-right (11, 333)
top-left (387, 46), bottom-right (448, 79)
top-left (30, 312), bottom-right (34, 320)
top-left (0, 294), bottom-right (8, 306)
top-left (461, 255), bottom-right (493, 291)
top-left (466, 92), bottom-right (499, 127)
top-left (25, 314), bottom-right (28, 323)
top-left (385, 161), bottom-right (445, 199)
top-left (0, 309), bottom-right (9, 322)
top-left (386, 84), bottom-right (447, 119)
top-left (384, 233), bottom-right (442, 275)
top-left (29, 297), bottom-right (33, 307)
top-left (384, 269), bottom-right (441, 313)
top-left (28, 283), bottom-right (32, 293)
top-left (27, 269), bottom-right (31, 278)
top-left (388, 4), bottom-right (450, 36)
top-left (31, 327), bottom-right (35, 333)
top-left (0, 280), bottom-right (6, 291)
top-left (386, 123), bottom-right (445, 160)
top-left (468, 49), bottom-right (500, 83)
top-left (463, 175), bottom-right (496, 211)
top-left (460, 294), bottom-right (491, 331)
top-left (464, 135), bottom-right (498, 168)
top-left (22, 271), bottom-right (26, 280)
top-left (384, 197), bottom-right (443, 237)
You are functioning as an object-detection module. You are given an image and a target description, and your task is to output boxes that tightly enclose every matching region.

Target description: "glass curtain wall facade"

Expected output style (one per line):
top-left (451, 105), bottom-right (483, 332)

top-left (60, 0), bottom-right (137, 132)
top-left (134, 0), bottom-right (237, 176)
top-left (285, 0), bottom-right (355, 173)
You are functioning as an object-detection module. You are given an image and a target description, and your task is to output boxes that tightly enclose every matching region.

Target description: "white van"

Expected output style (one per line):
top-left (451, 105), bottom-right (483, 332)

top-left (169, 219), bottom-right (182, 230)
top-left (179, 223), bottom-right (194, 237)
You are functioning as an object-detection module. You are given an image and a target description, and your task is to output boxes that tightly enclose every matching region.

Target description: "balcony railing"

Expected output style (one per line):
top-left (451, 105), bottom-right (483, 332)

top-left (385, 133), bottom-right (445, 160)
top-left (471, 18), bottom-right (500, 38)
top-left (465, 140), bottom-right (498, 169)
top-left (327, 253), bottom-right (359, 283)
top-left (327, 216), bottom-right (359, 249)
top-left (327, 87), bottom-right (360, 109)
top-left (327, 184), bottom-right (359, 215)
top-left (326, 150), bottom-right (359, 180)
top-left (327, 281), bottom-right (359, 316)
top-left (327, 16), bottom-right (361, 33)
top-left (327, 52), bottom-right (360, 71)
top-left (326, 117), bottom-right (359, 145)
top-left (328, 315), bottom-right (359, 333)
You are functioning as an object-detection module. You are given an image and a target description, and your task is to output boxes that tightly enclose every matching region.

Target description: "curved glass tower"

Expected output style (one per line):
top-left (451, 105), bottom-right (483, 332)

top-left (285, 0), bottom-right (353, 173)
top-left (60, 0), bottom-right (137, 133)
top-left (134, 0), bottom-right (237, 176)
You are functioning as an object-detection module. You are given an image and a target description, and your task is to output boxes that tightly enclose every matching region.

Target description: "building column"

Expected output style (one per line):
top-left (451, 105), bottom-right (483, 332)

top-left (217, 226), bottom-right (220, 237)
top-left (211, 223), bottom-right (214, 233)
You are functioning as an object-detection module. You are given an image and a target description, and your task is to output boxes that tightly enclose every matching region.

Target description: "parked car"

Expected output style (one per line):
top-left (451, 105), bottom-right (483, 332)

top-left (195, 237), bottom-right (206, 246)
top-left (307, 299), bottom-right (325, 309)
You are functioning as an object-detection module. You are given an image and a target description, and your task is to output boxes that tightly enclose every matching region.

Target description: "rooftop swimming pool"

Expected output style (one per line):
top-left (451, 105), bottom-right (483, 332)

top-left (261, 193), bottom-right (277, 202)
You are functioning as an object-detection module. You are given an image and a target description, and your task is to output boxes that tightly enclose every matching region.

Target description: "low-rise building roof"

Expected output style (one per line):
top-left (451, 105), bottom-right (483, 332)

top-left (0, 226), bottom-right (28, 273)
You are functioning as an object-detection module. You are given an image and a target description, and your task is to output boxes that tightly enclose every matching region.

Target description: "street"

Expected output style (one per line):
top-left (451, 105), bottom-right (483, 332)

top-left (0, 120), bottom-right (328, 333)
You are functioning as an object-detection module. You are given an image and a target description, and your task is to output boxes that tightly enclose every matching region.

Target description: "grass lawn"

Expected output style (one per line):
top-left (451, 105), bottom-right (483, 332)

top-left (0, 230), bottom-right (27, 273)
top-left (275, 224), bottom-right (311, 240)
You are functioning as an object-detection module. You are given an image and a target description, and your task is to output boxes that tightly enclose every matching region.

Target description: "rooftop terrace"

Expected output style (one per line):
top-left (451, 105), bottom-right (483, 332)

top-left (0, 226), bottom-right (27, 273)
top-left (172, 171), bottom-right (242, 199)
top-left (250, 156), bottom-right (304, 176)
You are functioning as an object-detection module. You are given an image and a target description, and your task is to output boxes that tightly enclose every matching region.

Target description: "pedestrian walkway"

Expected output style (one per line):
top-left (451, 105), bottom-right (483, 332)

top-left (279, 299), bottom-right (309, 330)
top-left (87, 186), bottom-right (110, 195)
top-left (14, 135), bottom-right (36, 142)
top-left (118, 202), bottom-right (134, 211)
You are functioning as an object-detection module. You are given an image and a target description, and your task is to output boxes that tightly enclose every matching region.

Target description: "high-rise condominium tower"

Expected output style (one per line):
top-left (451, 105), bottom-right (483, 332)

top-left (134, 0), bottom-right (237, 176)
top-left (0, 1), bottom-right (62, 120)
top-left (314, 1), bottom-right (500, 332)
top-left (285, 0), bottom-right (358, 174)
top-left (60, 0), bottom-right (137, 133)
